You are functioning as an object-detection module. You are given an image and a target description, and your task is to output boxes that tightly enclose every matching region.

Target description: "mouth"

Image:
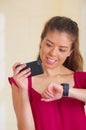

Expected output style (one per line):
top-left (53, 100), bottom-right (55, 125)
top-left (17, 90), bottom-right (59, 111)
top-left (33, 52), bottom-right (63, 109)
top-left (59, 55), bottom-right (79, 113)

top-left (46, 57), bottom-right (57, 64)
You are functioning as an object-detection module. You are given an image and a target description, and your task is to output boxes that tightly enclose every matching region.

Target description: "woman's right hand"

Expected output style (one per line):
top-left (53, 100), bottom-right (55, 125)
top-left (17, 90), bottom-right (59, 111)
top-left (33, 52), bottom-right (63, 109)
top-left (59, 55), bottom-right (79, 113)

top-left (12, 62), bottom-right (31, 91)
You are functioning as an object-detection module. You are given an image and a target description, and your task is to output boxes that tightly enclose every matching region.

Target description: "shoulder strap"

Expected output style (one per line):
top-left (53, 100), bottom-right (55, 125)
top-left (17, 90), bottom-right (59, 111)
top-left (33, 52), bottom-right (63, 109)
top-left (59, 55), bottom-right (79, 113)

top-left (8, 77), bottom-right (18, 87)
top-left (28, 76), bottom-right (32, 101)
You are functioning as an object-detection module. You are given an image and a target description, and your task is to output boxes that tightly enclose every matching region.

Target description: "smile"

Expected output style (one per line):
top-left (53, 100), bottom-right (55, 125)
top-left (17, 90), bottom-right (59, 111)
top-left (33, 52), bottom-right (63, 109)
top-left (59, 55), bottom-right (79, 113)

top-left (47, 58), bottom-right (56, 64)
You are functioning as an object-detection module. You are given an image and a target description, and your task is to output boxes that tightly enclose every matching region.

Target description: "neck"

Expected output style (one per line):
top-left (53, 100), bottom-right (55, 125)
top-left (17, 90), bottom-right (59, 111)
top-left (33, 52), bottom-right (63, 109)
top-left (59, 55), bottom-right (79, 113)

top-left (43, 65), bottom-right (66, 77)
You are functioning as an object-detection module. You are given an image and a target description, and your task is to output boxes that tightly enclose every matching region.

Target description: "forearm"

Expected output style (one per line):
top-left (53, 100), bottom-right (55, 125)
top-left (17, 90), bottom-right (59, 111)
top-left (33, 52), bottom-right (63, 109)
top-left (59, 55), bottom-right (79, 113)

top-left (41, 83), bottom-right (86, 103)
top-left (17, 89), bottom-right (35, 130)
top-left (69, 88), bottom-right (86, 102)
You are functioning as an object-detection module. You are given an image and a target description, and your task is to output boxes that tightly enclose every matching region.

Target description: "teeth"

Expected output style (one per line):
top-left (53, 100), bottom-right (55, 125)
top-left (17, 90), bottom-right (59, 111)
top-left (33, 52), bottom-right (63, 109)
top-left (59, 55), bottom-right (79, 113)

top-left (47, 58), bottom-right (56, 63)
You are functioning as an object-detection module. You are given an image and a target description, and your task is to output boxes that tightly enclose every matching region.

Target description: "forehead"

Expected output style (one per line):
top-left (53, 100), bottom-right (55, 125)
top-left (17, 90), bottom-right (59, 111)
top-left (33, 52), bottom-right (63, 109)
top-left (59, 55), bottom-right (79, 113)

top-left (45, 30), bottom-right (73, 44)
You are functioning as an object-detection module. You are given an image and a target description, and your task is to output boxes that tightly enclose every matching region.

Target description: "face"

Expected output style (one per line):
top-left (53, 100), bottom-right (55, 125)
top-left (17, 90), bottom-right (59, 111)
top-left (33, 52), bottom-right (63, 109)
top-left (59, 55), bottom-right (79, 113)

top-left (40, 30), bottom-right (72, 69)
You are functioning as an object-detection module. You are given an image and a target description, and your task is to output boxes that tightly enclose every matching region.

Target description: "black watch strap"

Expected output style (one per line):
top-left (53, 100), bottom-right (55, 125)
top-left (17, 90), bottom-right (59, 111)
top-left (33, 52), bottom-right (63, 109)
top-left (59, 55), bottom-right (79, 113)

top-left (61, 83), bottom-right (69, 97)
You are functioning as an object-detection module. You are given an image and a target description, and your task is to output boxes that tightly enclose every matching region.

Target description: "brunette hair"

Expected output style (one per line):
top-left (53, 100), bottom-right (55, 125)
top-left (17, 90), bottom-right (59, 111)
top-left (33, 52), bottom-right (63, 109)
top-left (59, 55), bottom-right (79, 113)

top-left (37, 16), bottom-right (83, 71)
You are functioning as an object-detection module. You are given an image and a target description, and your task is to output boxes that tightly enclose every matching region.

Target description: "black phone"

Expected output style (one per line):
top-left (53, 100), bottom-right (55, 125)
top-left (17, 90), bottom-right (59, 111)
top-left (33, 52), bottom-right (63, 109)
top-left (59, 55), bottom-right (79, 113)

top-left (19, 60), bottom-right (44, 76)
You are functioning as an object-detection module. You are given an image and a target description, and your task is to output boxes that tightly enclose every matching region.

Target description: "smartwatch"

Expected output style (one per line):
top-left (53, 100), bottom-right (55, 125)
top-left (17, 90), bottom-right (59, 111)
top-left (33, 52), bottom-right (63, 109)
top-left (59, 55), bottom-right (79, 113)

top-left (61, 83), bottom-right (69, 97)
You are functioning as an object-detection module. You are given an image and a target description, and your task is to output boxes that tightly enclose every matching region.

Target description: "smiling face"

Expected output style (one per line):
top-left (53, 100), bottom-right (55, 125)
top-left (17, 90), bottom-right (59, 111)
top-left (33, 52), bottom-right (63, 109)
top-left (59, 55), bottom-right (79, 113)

top-left (40, 30), bottom-right (72, 69)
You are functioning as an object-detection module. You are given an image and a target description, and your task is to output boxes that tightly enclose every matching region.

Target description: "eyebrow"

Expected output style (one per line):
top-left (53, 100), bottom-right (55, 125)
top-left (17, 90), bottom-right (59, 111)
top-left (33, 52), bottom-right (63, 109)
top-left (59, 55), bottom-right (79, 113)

top-left (46, 39), bottom-right (54, 44)
top-left (46, 39), bottom-right (68, 48)
top-left (59, 46), bottom-right (68, 48)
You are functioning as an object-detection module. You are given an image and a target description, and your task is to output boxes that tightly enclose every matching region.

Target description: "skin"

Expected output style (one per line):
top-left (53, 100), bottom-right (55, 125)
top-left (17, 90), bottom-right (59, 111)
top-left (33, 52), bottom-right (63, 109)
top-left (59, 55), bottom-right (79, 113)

top-left (12, 63), bottom-right (35, 130)
top-left (11, 30), bottom-right (86, 130)
top-left (32, 30), bottom-right (74, 95)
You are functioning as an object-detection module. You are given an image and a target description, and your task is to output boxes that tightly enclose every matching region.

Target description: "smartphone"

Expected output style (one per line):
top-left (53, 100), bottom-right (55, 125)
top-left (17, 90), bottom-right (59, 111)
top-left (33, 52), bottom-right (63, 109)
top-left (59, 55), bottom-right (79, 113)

top-left (19, 60), bottom-right (44, 76)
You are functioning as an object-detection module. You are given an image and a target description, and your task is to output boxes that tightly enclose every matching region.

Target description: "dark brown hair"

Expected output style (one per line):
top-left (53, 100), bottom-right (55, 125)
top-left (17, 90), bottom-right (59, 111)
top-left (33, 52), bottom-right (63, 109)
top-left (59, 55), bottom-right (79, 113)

top-left (37, 16), bottom-right (83, 71)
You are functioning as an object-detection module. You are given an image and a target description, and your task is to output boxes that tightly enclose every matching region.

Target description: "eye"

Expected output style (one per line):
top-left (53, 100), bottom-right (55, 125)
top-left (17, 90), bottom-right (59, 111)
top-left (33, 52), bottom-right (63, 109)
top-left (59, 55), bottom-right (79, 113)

top-left (46, 42), bottom-right (52, 47)
top-left (59, 48), bottom-right (66, 52)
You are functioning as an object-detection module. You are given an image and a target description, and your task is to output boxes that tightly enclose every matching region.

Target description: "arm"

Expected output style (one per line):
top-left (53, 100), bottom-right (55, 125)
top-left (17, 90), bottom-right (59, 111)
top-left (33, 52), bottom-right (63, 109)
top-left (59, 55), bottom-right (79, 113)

top-left (69, 87), bottom-right (86, 102)
top-left (41, 83), bottom-right (86, 102)
top-left (11, 62), bottom-right (35, 130)
top-left (12, 83), bottom-right (35, 130)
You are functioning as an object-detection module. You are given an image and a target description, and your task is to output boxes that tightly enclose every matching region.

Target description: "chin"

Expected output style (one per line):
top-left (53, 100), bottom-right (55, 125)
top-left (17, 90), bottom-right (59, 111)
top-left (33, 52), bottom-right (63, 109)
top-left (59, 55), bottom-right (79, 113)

top-left (44, 62), bottom-right (58, 69)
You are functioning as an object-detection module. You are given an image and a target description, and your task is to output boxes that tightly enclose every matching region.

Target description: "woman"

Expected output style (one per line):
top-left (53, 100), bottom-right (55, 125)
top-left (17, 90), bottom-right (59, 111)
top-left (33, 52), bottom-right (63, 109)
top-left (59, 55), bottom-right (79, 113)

top-left (9, 16), bottom-right (86, 130)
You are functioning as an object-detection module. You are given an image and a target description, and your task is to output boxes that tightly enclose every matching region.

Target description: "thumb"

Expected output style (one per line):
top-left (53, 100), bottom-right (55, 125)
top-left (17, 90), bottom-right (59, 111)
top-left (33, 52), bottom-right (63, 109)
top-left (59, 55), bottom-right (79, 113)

top-left (47, 83), bottom-right (58, 92)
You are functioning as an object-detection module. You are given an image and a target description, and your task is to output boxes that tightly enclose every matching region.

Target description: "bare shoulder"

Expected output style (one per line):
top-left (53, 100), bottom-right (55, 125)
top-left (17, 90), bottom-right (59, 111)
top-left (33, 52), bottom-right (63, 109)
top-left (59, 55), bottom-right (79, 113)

top-left (62, 66), bottom-right (74, 76)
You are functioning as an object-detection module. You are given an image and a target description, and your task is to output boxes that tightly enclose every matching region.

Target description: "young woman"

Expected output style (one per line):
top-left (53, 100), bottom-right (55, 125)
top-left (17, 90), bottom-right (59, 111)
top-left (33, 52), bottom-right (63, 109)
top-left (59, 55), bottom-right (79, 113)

top-left (9, 16), bottom-right (86, 130)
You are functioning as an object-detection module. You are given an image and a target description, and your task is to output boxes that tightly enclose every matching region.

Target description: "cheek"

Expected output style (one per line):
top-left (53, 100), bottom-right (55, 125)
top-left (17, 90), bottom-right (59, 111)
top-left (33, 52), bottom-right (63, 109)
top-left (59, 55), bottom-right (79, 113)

top-left (39, 47), bottom-right (45, 59)
top-left (40, 46), bottom-right (49, 55)
top-left (59, 53), bottom-right (69, 61)
top-left (40, 47), bottom-right (50, 61)
top-left (40, 47), bottom-right (44, 56)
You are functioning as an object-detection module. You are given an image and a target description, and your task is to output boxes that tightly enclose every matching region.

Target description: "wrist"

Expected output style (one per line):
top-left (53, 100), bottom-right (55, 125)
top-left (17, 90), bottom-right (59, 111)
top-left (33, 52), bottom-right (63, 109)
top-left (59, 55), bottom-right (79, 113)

top-left (61, 83), bottom-right (69, 97)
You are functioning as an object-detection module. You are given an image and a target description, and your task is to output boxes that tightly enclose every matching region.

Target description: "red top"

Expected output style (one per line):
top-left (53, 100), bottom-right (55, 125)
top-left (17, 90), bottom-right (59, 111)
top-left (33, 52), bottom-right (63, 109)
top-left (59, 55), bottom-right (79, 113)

top-left (8, 72), bottom-right (86, 130)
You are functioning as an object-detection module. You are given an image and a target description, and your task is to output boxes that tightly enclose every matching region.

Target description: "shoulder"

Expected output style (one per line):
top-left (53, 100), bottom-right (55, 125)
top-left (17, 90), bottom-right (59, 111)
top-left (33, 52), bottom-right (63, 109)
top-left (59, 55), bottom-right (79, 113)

top-left (74, 71), bottom-right (86, 88)
top-left (74, 71), bottom-right (86, 78)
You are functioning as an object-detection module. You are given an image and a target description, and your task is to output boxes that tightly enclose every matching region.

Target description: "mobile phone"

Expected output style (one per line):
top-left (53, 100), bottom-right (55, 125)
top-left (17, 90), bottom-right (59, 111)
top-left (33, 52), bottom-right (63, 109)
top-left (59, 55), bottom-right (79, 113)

top-left (19, 60), bottom-right (44, 76)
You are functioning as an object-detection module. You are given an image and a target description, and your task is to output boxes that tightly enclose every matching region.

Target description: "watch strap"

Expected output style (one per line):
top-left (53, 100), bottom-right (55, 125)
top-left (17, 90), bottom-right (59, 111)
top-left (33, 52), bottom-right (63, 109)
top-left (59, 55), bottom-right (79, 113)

top-left (61, 83), bottom-right (69, 97)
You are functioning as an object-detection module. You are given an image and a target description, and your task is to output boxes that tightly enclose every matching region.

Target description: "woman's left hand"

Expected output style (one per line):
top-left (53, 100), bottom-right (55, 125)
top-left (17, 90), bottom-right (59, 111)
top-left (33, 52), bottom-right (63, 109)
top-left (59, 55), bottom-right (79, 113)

top-left (41, 83), bottom-right (63, 102)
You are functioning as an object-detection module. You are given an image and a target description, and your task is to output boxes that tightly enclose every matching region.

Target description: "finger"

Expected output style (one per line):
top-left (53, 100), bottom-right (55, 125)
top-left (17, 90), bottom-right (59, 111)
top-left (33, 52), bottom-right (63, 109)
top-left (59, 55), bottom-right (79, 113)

top-left (47, 83), bottom-right (57, 93)
top-left (20, 68), bottom-right (31, 78)
top-left (41, 92), bottom-right (51, 99)
top-left (53, 84), bottom-right (63, 93)
top-left (43, 90), bottom-right (54, 98)
top-left (41, 91), bottom-right (54, 99)
top-left (16, 68), bottom-right (31, 78)
top-left (23, 72), bottom-right (31, 78)
top-left (41, 98), bottom-right (54, 102)
top-left (12, 62), bottom-right (21, 71)
top-left (13, 64), bottom-right (26, 75)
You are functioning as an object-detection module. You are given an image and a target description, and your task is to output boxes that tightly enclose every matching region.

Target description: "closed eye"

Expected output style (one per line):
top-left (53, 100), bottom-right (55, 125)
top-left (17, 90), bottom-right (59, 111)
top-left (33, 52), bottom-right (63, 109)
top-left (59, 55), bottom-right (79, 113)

top-left (59, 48), bottom-right (66, 52)
top-left (46, 42), bottom-right (52, 47)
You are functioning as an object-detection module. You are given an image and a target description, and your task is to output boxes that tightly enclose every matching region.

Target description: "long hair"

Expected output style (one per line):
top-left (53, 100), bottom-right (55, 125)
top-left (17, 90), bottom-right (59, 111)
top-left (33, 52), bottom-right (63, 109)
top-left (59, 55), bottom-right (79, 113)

top-left (37, 16), bottom-right (83, 71)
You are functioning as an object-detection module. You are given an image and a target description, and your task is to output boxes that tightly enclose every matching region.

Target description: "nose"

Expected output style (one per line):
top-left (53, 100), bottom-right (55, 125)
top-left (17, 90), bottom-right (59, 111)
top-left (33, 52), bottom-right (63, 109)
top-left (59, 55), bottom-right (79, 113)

top-left (49, 47), bottom-right (57, 56)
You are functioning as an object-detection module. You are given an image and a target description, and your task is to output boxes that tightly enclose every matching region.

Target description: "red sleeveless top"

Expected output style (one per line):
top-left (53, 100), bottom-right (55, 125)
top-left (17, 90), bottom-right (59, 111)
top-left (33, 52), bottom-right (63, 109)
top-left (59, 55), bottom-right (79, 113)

top-left (9, 72), bottom-right (86, 130)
